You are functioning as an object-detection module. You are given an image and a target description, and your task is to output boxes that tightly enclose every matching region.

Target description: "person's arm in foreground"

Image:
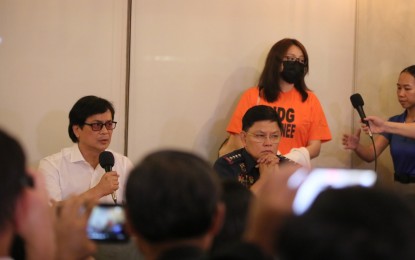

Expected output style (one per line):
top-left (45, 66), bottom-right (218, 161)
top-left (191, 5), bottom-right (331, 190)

top-left (53, 195), bottom-right (97, 260)
top-left (243, 164), bottom-right (301, 257)
top-left (365, 115), bottom-right (415, 139)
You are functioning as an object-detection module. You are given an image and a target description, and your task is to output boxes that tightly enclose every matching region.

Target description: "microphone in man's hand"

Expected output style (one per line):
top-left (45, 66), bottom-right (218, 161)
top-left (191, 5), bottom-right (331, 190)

top-left (350, 93), bottom-right (373, 137)
top-left (99, 151), bottom-right (117, 203)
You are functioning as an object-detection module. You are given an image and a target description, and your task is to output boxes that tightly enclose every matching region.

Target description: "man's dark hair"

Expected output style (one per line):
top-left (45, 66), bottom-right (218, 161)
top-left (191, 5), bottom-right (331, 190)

top-left (68, 95), bottom-right (115, 143)
top-left (277, 187), bottom-right (415, 260)
top-left (242, 105), bottom-right (283, 132)
top-left (125, 150), bottom-right (222, 243)
top-left (0, 129), bottom-right (27, 231)
top-left (258, 38), bottom-right (310, 103)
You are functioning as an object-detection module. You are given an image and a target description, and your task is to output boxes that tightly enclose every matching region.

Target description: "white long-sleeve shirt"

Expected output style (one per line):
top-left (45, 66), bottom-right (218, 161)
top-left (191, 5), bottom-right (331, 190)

top-left (38, 144), bottom-right (133, 203)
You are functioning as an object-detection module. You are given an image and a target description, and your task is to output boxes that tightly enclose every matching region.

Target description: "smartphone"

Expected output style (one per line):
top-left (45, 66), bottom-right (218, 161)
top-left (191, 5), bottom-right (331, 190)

top-left (290, 168), bottom-right (377, 215)
top-left (87, 204), bottom-right (129, 243)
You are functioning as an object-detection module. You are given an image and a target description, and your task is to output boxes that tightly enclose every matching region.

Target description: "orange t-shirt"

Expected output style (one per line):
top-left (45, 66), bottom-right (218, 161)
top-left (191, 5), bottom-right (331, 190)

top-left (226, 87), bottom-right (332, 154)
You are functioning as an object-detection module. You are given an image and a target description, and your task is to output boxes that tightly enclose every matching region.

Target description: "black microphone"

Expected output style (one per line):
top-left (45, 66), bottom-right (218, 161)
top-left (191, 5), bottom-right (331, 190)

top-left (350, 93), bottom-right (372, 137)
top-left (99, 151), bottom-right (117, 203)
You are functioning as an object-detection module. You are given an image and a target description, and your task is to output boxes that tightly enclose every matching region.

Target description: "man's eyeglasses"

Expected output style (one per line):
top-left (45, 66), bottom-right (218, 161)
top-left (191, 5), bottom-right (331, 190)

top-left (246, 132), bottom-right (281, 144)
top-left (84, 121), bottom-right (117, 131)
top-left (283, 56), bottom-right (306, 65)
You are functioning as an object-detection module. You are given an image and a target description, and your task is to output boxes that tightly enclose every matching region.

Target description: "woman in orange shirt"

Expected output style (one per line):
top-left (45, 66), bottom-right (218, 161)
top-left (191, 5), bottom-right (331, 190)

top-left (219, 38), bottom-right (331, 159)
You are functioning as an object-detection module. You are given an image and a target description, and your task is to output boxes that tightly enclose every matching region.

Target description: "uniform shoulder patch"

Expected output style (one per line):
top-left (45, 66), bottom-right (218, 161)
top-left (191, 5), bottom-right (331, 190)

top-left (223, 152), bottom-right (243, 165)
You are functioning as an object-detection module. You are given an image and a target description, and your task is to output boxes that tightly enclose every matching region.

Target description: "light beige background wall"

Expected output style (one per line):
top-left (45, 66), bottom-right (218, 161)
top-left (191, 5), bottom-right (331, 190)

top-left (354, 0), bottom-right (415, 186)
top-left (0, 0), bottom-right (128, 167)
top-left (1, 1), bottom-right (359, 169)
top-left (128, 0), bottom-right (356, 166)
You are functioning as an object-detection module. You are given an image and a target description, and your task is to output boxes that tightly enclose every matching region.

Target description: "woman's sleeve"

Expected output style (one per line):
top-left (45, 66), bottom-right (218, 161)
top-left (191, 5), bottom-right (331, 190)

top-left (226, 88), bottom-right (257, 134)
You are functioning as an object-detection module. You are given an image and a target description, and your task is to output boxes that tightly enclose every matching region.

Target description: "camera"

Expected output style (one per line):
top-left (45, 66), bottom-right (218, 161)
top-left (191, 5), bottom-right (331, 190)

top-left (87, 204), bottom-right (129, 243)
top-left (290, 168), bottom-right (377, 215)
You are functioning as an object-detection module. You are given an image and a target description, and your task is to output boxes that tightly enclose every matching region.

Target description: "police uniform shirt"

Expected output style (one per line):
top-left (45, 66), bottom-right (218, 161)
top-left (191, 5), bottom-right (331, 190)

top-left (213, 148), bottom-right (259, 188)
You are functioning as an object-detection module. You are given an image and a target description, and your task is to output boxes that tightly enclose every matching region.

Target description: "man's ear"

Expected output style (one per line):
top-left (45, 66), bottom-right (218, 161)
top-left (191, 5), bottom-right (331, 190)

top-left (240, 131), bottom-right (248, 147)
top-left (72, 125), bottom-right (80, 139)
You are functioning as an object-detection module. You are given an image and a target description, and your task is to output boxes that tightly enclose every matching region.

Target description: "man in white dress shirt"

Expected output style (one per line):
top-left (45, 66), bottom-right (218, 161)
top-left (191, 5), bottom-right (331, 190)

top-left (38, 95), bottom-right (133, 203)
top-left (38, 95), bottom-right (140, 260)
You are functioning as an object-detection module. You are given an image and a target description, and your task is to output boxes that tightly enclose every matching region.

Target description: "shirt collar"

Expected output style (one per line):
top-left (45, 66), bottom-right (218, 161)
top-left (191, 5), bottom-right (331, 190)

top-left (70, 144), bottom-right (87, 163)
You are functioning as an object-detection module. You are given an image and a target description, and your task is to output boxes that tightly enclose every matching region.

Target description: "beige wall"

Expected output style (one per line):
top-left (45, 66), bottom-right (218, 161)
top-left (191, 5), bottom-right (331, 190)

top-left (0, 0), bottom-right (128, 167)
top-left (354, 0), bottom-right (415, 186)
top-left (4, 0), bottom-right (407, 176)
top-left (128, 0), bottom-right (356, 167)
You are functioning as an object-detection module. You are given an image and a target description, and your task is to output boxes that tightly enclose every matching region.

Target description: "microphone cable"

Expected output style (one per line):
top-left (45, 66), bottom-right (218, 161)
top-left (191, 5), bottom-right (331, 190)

top-left (367, 125), bottom-right (377, 172)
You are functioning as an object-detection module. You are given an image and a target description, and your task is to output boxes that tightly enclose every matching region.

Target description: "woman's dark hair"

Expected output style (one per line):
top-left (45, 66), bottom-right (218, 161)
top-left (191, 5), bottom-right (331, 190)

top-left (401, 65), bottom-right (415, 78)
top-left (68, 95), bottom-right (115, 143)
top-left (258, 38), bottom-right (310, 103)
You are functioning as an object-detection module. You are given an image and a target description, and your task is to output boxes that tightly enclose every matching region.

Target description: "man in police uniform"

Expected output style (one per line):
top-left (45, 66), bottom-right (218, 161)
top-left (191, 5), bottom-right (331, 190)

top-left (214, 105), bottom-right (302, 194)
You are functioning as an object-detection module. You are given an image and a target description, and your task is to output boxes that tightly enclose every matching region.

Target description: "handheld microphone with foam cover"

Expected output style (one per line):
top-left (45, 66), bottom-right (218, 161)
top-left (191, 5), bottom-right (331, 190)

top-left (99, 151), bottom-right (117, 203)
top-left (350, 93), bottom-right (372, 137)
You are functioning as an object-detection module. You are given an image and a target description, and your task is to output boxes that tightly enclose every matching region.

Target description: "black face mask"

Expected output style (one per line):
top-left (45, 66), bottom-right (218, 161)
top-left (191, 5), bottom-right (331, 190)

top-left (280, 60), bottom-right (305, 84)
